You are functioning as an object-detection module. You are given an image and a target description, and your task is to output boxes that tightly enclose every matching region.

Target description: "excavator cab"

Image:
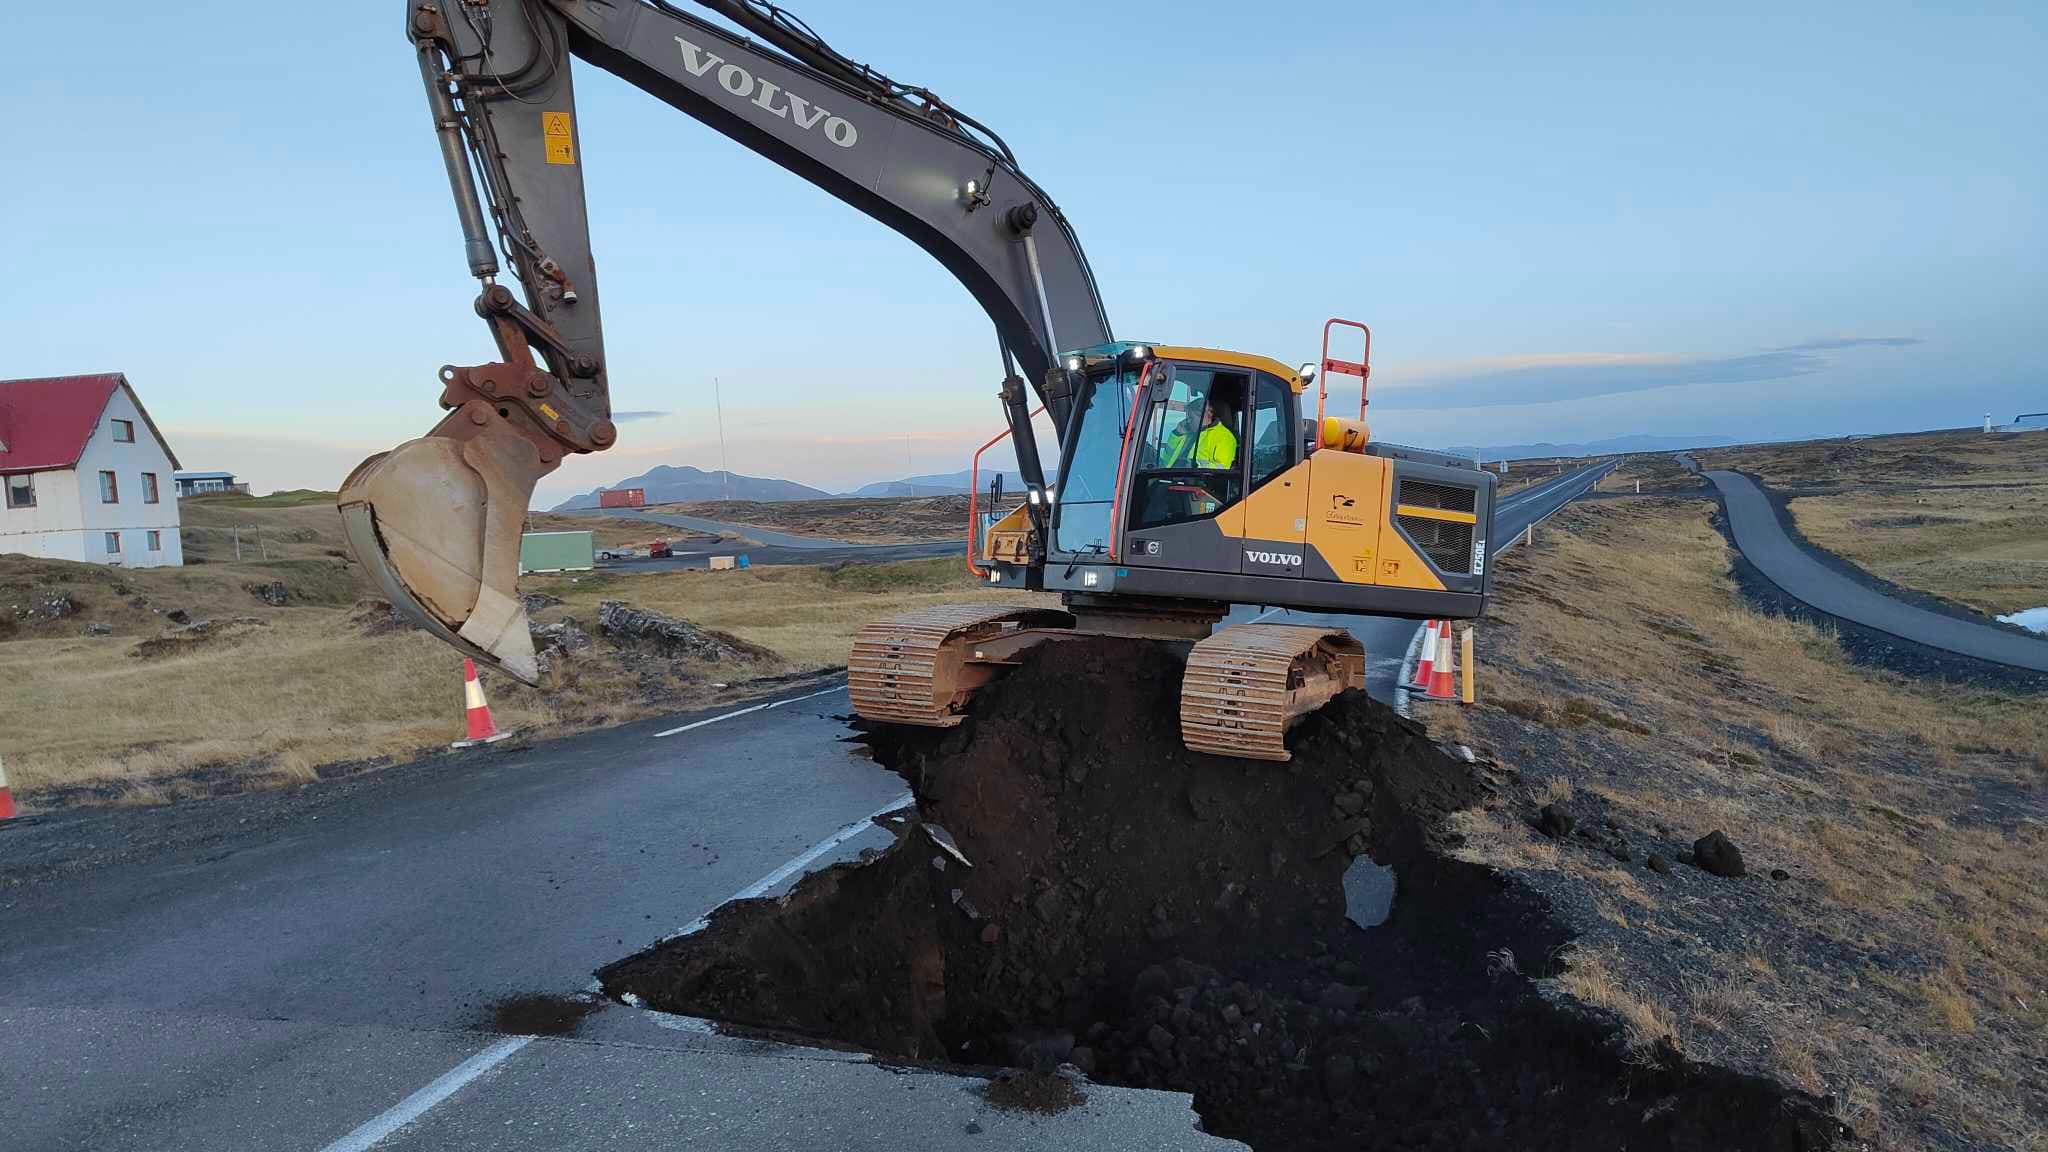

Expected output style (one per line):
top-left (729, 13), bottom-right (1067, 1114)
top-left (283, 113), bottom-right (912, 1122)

top-left (863, 329), bottom-right (1498, 760)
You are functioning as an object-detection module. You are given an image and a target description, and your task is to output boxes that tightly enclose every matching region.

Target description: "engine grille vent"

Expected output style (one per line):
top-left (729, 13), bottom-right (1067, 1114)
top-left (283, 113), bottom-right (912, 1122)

top-left (1396, 479), bottom-right (1476, 514)
top-left (1396, 478), bottom-right (1479, 573)
top-left (1398, 515), bottom-right (1475, 573)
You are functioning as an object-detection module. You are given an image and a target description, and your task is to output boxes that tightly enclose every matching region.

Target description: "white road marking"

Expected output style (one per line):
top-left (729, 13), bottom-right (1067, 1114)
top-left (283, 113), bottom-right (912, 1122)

top-left (653, 683), bottom-right (848, 738)
top-left (318, 1036), bottom-right (532, 1152)
top-left (660, 791), bottom-right (914, 942)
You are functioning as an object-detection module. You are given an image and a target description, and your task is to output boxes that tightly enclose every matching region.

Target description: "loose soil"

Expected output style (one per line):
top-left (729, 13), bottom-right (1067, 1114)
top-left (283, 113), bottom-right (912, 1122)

top-left (485, 992), bottom-right (603, 1036)
top-left (601, 639), bottom-right (1844, 1151)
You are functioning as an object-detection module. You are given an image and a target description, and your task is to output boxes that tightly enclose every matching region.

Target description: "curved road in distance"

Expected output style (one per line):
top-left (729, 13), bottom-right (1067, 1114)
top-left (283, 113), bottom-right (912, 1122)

top-left (572, 508), bottom-right (966, 572)
top-left (1696, 464), bottom-right (2048, 672)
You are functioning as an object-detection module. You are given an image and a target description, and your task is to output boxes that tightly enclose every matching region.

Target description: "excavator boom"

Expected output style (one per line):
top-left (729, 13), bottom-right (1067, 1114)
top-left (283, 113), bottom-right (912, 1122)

top-left (344, 0), bottom-right (1112, 680)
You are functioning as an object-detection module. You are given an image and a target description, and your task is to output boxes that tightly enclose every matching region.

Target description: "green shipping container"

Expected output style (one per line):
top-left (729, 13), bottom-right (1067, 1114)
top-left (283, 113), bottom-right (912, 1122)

top-left (519, 531), bottom-right (596, 574)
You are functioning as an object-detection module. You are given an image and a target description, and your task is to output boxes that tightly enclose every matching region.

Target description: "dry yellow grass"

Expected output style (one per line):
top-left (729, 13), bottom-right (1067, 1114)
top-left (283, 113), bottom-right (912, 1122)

top-left (2, 538), bottom-right (1047, 806)
top-left (648, 494), bottom-right (980, 544)
top-left (1552, 945), bottom-right (1680, 1063)
top-left (1463, 495), bottom-right (2047, 1149)
top-left (520, 558), bottom-right (1046, 670)
top-left (1790, 488), bottom-right (2048, 617)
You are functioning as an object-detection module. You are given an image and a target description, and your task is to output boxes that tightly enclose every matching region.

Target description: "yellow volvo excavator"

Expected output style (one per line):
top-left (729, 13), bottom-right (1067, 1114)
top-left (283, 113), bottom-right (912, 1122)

top-left (343, 0), bottom-right (1496, 760)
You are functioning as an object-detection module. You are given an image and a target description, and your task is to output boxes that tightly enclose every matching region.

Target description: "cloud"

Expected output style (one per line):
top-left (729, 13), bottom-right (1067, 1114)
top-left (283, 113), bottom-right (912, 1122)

top-left (1766, 337), bottom-right (1923, 352)
top-left (1375, 337), bottom-right (1921, 409)
top-left (608, 410), bottom-right (670, 422)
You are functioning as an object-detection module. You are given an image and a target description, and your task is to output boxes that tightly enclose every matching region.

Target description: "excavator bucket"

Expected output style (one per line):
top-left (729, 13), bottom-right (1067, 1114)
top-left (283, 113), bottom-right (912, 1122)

top-left (337, 428), bottom-right (543, 684)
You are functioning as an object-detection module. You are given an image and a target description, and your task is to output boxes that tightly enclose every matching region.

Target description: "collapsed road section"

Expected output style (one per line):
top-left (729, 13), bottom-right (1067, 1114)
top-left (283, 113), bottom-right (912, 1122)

top-left (601, 639), bottom-right (1846, 1151)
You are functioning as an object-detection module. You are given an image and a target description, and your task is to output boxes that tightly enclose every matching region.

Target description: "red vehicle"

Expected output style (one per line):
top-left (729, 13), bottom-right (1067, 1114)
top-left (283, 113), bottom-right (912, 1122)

top-left (647, 539), bottom-right (672, 559)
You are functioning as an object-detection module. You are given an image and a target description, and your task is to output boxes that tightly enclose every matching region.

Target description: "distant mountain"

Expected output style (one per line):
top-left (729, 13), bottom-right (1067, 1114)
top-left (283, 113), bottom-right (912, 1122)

top-left (1443, 434), bottom-right (1738, 461)
top-left (848, 468), bottom-right (1029, 498)
top-left (551, 465), bottom-right (832, 510)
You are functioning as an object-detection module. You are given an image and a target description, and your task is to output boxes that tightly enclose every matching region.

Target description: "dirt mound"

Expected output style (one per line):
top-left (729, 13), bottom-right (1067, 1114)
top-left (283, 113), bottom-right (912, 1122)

top-left (596, 600), bottom-right (777, 662)
top-left (601, 639), bottom-right (1845, 1151)
top-left (348, 598), bottom-right (419, 636)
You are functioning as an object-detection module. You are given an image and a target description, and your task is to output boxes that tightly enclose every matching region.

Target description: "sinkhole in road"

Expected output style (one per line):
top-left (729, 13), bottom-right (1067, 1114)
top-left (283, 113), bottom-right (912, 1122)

top-left (600, 638), bottom-right (1844, 1151)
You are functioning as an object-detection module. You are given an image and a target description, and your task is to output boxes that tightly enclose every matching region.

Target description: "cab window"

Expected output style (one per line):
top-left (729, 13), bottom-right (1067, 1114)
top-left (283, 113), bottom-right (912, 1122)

top-left (1052, 363), bottom-right (1139, 554)
top-left (1248, 374), bottom-right (1293, 488)
top-left (1128, 365), bottom-right (1248, 532)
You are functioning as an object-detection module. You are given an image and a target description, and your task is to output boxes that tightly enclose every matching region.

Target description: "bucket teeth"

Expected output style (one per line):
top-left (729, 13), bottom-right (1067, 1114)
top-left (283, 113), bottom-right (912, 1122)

top-left (849, 604), bottom-right (1074, 727)
top-left (1181, 624), bottom-right (1366, 761)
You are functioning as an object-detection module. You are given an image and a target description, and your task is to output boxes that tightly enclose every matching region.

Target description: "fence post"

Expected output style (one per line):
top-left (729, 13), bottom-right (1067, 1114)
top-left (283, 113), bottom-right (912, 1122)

top-left (1460, 627), bottom-right (1476, 705)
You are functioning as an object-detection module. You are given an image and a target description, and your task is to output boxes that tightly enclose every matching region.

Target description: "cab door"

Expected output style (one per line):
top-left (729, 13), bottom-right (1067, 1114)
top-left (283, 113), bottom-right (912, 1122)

top-left (1119, 363), bottom-right (1247, 573)
top-left (1233, 373), bottom-right (1309, 576)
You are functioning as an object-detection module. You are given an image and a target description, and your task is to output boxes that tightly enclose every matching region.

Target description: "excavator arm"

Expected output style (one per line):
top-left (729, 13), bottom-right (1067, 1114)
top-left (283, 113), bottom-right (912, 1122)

top-left (342, 0), bottom-right (1113, 681)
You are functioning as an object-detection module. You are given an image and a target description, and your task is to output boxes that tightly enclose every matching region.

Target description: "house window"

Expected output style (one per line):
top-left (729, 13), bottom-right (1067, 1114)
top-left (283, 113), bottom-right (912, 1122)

top-left (99, 471), bottom-right (119, 503)
top-left (142, 472), bottom-right (160, 504)
top-left (112, 419), bottom-right (135, 443)
top-left (147, 530), bottom-right (162, 552)
top-left (105, 531), bottom-right (121, 554)
top-left (4, 474), bottom-right (31, 509)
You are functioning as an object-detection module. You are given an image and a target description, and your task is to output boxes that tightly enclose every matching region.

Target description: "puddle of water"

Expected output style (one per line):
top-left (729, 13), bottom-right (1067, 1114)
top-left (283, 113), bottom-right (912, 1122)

top-left (1996, 607), bottom-right (2048, 634)
top-left (1342, 856), bottom-right (1396, 929)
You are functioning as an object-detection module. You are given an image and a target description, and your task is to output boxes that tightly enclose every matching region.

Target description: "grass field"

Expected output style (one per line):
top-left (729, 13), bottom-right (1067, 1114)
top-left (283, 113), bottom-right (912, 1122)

top-left (646, 494), bottom-right (984, 543)
top-left (1703, 428), bottom-right (2048, 618)
top-left (1, 492), bottom-right (1043, 807)
top-left (1453, 495), bottom-right (2046, 1150)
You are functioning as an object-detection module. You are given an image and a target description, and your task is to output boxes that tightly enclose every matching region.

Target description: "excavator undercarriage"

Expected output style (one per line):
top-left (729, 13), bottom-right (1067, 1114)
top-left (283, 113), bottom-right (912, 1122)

top-left (847, 604), bottom-right (1366, 762)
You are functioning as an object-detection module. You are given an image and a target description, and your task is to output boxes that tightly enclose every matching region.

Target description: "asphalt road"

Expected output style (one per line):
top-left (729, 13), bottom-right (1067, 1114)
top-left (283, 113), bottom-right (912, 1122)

top-left (0, 464), bottom-right (1609, 1150)
top-left (1700, 467), bottom-right (2048, 672)
top-left (577, 509), bottom-right (965, 572)
top-left (0, 684), bottom-right (1230, 1150)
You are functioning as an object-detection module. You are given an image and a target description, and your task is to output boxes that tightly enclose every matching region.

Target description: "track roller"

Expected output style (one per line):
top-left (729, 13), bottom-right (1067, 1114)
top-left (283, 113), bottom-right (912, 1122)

top-left (1181, 624), bottom-right (1366, 761)
top-left (849, 604), bottom-right (1075, 727)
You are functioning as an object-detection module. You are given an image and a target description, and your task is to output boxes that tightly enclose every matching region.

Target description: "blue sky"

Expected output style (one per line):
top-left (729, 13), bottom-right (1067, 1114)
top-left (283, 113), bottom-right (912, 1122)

top-left (3, 1), bottom-right (2041, 505)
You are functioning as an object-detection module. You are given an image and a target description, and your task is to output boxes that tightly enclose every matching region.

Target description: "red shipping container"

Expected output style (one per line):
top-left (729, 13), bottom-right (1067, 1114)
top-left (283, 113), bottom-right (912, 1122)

top-left (598, 487), bottom-right (646, 508)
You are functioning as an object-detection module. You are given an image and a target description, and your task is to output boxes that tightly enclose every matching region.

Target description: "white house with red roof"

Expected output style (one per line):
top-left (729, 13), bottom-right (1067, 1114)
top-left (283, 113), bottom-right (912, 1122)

top-left (0, 373), bottom-right (185, 568)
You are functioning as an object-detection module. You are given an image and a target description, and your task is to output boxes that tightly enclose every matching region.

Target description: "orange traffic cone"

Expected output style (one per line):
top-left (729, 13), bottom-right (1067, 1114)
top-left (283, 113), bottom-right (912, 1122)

top-left (1409, 620), bottom-right (1439, 689)
top-left (451, 659), bottom-right (513, 749)
top-left (1426, 620), bottom-right (1458, 700)
top-left (0, 755), bottom-right (16, 822)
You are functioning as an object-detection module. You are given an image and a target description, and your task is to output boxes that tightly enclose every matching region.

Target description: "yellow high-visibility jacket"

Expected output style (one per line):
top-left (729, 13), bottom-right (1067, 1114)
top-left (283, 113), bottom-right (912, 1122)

top-left (1162, 421), bottom-right (1237, 470)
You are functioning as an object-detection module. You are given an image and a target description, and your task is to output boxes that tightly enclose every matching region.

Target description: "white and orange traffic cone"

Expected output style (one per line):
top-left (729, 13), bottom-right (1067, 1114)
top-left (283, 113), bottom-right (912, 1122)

top-left (1425, 620), bottom-right (1458, 700)
top-left (1409, 620), bottom-right (1439, 689)
top-left (0, 755), bottom-right (16, 822)
top-left (451, 658), bottom-right (513, 749)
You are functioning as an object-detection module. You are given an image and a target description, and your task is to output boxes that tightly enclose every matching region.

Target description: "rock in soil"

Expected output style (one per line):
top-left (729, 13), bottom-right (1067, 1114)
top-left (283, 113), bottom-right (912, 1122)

top-left (600, 638), bottom-right (1845, 1152)
top-left (243, 580), bottom-right (291, 606)
top-left (1693, 830), bottom-right (1747, 878)
top-left (596, 600), bottom-right (775, 662)
top-left (1536, 802), bottom-right (1576, 840)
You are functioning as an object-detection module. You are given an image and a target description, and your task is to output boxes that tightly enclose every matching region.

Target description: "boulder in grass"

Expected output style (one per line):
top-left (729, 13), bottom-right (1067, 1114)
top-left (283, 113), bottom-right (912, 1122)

top-left (1692, 830), bottom-right (1745, 878)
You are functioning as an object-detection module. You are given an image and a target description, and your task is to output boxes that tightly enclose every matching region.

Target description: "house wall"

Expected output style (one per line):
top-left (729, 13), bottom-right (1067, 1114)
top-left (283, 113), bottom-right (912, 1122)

top-left (0, 467), bottom-right (89, 562)
top-left (75, 386), bottom-right (184, 568)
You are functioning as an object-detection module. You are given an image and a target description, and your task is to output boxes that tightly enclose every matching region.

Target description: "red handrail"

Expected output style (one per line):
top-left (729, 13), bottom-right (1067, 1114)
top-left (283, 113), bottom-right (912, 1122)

top-left (1317, 318), bottom-right (1373, 430)
top-left (966, 403), bottom-right (1045, 577)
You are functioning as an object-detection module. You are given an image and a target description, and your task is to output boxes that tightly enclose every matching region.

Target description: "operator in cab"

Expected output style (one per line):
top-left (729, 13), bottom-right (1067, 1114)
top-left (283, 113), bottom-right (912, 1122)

top-left (1162, 391), bottom-right (1240, 471)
